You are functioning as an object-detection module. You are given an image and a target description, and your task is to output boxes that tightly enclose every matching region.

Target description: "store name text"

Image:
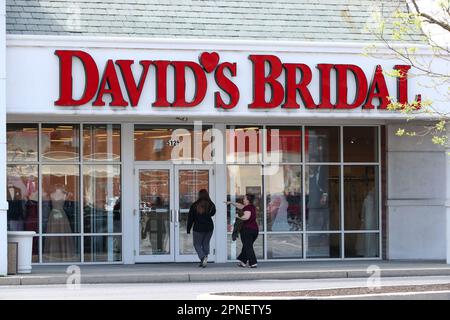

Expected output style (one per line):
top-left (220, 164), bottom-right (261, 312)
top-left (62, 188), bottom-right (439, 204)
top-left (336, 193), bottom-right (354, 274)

top-left (55, 50), bottom-right (421, 109)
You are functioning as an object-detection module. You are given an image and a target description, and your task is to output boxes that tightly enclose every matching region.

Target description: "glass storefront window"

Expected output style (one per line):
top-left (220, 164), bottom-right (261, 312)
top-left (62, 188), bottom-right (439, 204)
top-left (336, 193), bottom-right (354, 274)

top-left (83, 165), bottom-right (121, 234)
top-left (227, 165), bottom-right (264, 231)
top-left (42, 236), bottom-right (81, 263)
top-left (83, 124), bottom-right (121, 161)
top-left (306, 234), bottom-right (341, 258)
top-left (267, 234), bottom-right (303, 259)
top-left (305, 127), bottom-right (340, 163)
top-left (84, 236), bottom-right (122, 262)
top-left (6, 165), bottom-right (39, 232)
top-left (7, 123), bottom-right (122, 264)
top-left (227, 125), bottom-right (380, 261)
top-left (41, 124), bottom-right (79, 161)
top-left (344, 233), bottom-right (379, 258)
top-left (226, 126), bottom-right (262, 163)
top-left (305, 165), bottom-right (340, 231)
top-left (266, 165), bottom-right (302, 231)
top-left (266, 127), bottom-right (301, 163)
top-left (344, 166), bottom-right (379, 231)
top-left (7, 124), bottom-right (38, 161)
top-left (134, 125), bottom-right (212, 162)
top-left (31, 237), bottom-right (39, 263)
top-left (344, 127), bottom-right (378, 162)
top-left (228, 234), bottom-right (264, 260)
top-left (41, 165), bottom-right (80, 234)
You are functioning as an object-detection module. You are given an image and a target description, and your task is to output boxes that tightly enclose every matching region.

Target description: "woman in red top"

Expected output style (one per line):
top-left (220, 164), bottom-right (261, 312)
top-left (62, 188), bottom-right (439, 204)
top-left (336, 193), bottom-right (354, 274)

top-left (226, 194), bottom-right (259, 268)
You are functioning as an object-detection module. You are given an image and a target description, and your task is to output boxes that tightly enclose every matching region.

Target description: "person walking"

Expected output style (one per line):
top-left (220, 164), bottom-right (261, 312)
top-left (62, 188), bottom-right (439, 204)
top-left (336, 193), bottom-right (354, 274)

top-left (187, 189), bottom-right (216, 268)
top-left (226, 194), bottom-right (259, 268)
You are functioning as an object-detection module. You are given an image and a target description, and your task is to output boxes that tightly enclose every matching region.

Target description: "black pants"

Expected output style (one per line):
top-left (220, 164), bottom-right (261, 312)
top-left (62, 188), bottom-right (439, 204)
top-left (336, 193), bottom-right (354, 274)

top-left (237, 228), bottom-right (259, 266)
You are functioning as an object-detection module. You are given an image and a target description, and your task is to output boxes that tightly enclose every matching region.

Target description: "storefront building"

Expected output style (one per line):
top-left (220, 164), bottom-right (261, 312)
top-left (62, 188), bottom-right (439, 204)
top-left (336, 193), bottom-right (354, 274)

top-left (0, 1), bottom-right (449, 272)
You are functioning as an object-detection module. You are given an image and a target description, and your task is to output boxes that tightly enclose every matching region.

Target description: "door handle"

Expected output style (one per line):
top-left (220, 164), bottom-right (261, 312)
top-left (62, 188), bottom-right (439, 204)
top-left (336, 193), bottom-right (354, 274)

top-left (170, 209), bottom-right (173, 223)
top-left (176, 210), bottom-right (179, 223)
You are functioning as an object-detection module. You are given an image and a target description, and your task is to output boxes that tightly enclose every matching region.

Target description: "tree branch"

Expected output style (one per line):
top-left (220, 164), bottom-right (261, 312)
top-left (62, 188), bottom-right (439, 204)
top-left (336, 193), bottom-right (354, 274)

top-left (411, 0), bottom-right (450, 32)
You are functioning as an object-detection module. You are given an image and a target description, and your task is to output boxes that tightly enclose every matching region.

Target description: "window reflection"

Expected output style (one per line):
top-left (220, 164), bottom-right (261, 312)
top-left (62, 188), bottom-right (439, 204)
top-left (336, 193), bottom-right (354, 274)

top-left (227, 165), bottom-right (263, 231)
top-left (226, 126), bottom-right (262, 163)
top-left (42, 165), bottom-right (80, 234)
top-left (84, 236), bottom-right (122, 262)
top-left (41, 124), bottom-right (79, 161)
top-left (266, 166), bottom-right (302, 231)
top-left (344, 166), bottom-right (379, 231)
top-left (139, 169), bottom-right (170, 255)
top-left (83, 124), bottom-right (121, 161)
top-left (266, 127), bottom-right (301, 163)
top-left (7, 124), bottom-right (38, 162)
top-left (6, 123), bottom-right (122, 264)
top-left (306, 234), bottom-right (341, 258)
top-left (41, 165), bottom-right (79, 262)
top-left (267, 234), bottom-right (302, 259)
top-left (43, 236), bottom-right (80, 262)
top-left (6, 165), bottom-right (39, 235)
top-left (344, 127), bottom-right (378, 162)
top-left (83, 165), bottom-right (121, 234)
top-left (228, 234), bottom-right (264, 260)
top-left (306, 165), bottom-right (340, 231)
top-left (305, 127), bottom-right (340, 162)
top-left (178, 170), bottom-right (210, 255)
top-left (345, 233), bottom-right (379, 258)
top-left (134, 125), bottom-right (212, 162)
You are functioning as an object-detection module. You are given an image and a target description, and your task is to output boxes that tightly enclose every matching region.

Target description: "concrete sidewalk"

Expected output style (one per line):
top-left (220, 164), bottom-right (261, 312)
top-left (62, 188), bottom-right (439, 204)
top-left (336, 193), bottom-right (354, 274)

top-left (1, 261), bottom-right (450, 286)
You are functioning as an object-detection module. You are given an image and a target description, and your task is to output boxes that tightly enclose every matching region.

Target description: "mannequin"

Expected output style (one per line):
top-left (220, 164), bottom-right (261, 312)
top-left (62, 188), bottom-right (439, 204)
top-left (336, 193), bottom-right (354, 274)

top-left (25, 190), bottom-right (39, 232)
top-left (44, 185), bottom-right (75, 262)
top-left (7, 179), bottom-right (24, 231)
top-left (25, 190), bottom-right (39, 259)
top-left (270, 194), bottom-right (290, 231)
top-left (357, 187), bottom-right (378, 257)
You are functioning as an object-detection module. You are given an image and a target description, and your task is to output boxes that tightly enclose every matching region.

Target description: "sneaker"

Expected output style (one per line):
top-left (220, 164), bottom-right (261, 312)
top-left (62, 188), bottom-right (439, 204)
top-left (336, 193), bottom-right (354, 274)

top-left (201, 256), bottom-right (208, 268)
top-left (249, 264), bottom-right (257, 268)
top-left (237, 261), bottom-right (247, 268)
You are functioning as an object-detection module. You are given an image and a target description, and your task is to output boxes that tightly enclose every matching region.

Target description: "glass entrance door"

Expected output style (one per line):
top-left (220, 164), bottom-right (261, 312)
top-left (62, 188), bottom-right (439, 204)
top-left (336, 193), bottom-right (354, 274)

top-left (135, 165), bottom-right (214, 262)
top-left (135, 165), bottom-right (174, 262)
top-left (175, 166), bottom-right (214, 262)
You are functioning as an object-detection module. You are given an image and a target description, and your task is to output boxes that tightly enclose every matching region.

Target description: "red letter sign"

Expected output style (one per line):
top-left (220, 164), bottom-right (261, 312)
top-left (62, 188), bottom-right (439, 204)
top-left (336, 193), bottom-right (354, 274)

top-left (248, 55), bottom-right (284, 108)
top-left (282, 63), bottom-right (316, 109)
top-left (214, 62), bottom-right (239, 109)
top-left (55, 50), bottom-right (99, 106)
top-left (171, 61), bottom-right (207, 107)
top-left (363, 65), bottom-right (391, 109)
top-left (316, 64), bottom-right (334, 109)
top-left (93, 60), bottom-right (128, 107)
top-left (116, 60), bottom-right (152, 107)
top-left (152, 60), bottom-right (171, 107)
top-left (335, 64), bottom-right (368, 109)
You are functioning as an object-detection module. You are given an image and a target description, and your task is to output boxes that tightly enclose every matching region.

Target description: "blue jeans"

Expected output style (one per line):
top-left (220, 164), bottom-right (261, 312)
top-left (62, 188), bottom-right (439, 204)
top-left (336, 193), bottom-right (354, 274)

top-left (193, 231), bottom-right (213, 261)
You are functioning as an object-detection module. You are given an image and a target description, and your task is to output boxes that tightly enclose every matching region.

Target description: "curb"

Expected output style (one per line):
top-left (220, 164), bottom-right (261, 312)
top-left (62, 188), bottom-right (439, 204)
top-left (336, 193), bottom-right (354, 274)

top-left (197, 290), bottom-right (450, 300)
top-left (2, 268), bottom-right (450, 286)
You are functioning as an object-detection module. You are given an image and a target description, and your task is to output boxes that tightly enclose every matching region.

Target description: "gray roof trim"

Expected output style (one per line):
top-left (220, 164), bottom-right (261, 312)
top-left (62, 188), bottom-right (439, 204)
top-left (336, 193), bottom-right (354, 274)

top-left (6, 0), bottom-right (426, 43)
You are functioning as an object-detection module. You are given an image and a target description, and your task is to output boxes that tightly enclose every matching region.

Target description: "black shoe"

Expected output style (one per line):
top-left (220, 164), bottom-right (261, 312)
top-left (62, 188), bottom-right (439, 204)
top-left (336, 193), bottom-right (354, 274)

top-left (249, 264), bottom-right (257, 268)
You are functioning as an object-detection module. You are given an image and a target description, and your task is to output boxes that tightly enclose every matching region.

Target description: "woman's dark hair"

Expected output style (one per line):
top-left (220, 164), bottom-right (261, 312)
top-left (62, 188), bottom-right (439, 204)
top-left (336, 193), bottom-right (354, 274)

top-left (196, 189), bottom-right (211, 214)
top-left (245, 193), bottom-right (255, 205)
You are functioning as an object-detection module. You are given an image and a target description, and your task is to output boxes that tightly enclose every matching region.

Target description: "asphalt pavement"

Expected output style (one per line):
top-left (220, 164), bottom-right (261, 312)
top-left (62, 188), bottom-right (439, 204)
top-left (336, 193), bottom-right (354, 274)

top-left (1, 275), bottom-right (450, 300)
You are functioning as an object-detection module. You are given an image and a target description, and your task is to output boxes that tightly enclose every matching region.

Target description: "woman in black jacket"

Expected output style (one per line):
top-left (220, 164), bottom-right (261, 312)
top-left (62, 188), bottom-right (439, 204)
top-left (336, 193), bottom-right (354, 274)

top-left (187, 189), bottom-right (216, 268)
